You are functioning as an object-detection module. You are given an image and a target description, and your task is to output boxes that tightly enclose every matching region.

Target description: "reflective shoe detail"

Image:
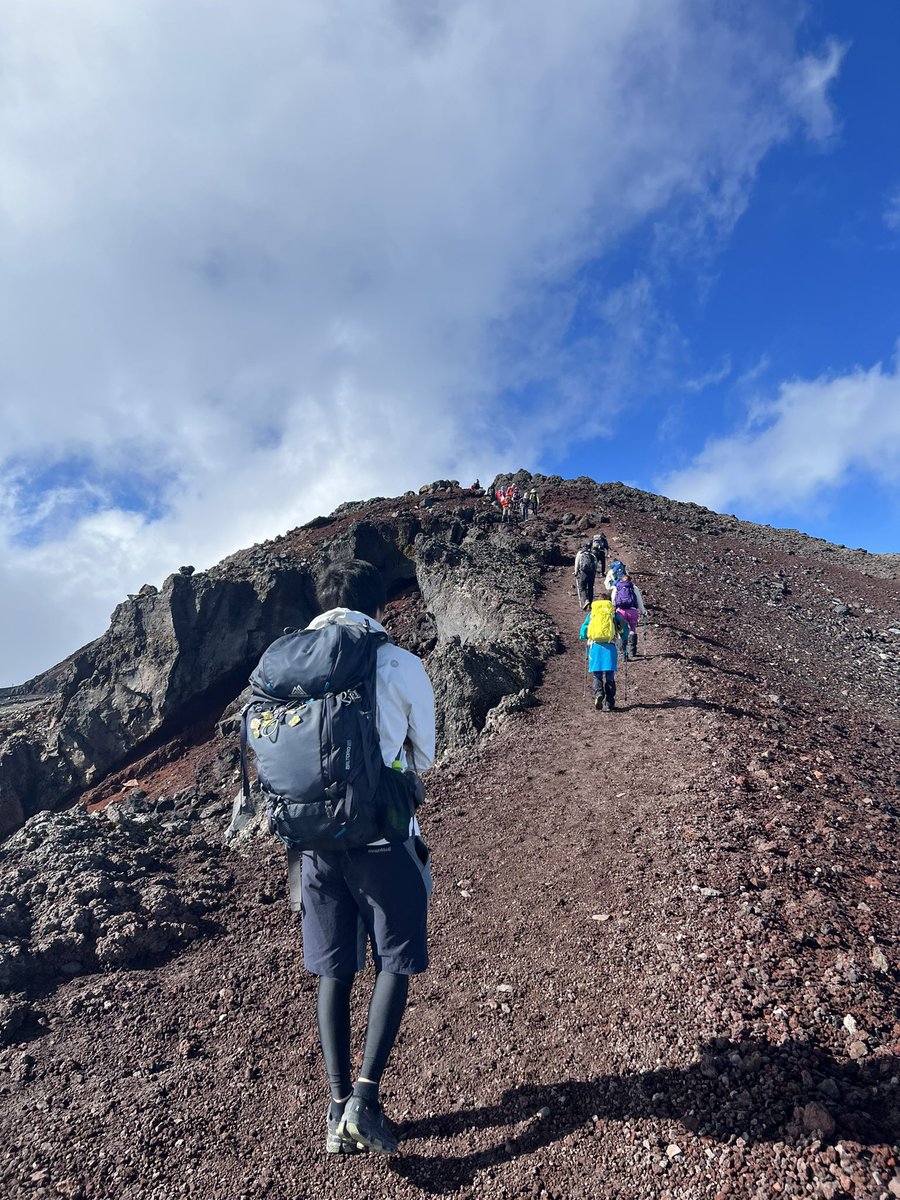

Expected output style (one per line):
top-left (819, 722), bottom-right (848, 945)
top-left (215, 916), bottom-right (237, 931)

top-left (338, 1096), bottom-right (399, 1155)
top-left (326, 1105), bottom-right (365, 1155)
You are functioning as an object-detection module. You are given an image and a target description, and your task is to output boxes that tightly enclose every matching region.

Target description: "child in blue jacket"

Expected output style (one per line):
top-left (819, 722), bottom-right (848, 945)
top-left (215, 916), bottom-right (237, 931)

top-left (580, 601), bottom-right (626, 711)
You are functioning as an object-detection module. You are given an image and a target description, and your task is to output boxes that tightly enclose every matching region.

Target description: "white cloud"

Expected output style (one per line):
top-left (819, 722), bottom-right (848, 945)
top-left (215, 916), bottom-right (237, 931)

top-left (658, 353), bottom-right (900, 515)
top-left (0, 0), bottom-right (843, 682)
top-left (683, 356), bottom-right (732, 394)
top-left (885, 185), bottom-right (900, 233)
top-left (781, 39), bottom-right (846, 144)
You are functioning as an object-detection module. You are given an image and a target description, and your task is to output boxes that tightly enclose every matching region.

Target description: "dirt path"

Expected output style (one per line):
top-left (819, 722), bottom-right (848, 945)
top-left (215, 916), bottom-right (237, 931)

top-left (372, 535), bottom-right (732, 1195)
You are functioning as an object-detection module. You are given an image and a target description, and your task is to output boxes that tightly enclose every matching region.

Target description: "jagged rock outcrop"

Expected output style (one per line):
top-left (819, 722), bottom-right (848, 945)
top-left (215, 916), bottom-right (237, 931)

top-left (0, 494), bottom-right (565, 839)
top-left (0, 559), bottom-right (314, 837)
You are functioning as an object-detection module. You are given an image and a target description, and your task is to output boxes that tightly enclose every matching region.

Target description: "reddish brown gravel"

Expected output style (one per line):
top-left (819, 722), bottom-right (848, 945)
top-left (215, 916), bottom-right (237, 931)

top-left (1, 489), bottom-right (898, 1200)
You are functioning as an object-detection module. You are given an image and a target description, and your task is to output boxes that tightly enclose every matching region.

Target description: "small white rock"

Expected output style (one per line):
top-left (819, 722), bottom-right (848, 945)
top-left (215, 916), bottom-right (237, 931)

top-left (871, 946), bottom-right (889, 973)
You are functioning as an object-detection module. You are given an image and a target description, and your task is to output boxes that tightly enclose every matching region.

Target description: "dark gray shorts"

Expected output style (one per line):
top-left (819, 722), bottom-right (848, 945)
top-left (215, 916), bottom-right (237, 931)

top-left (300, 837), bottom-right (432, 978)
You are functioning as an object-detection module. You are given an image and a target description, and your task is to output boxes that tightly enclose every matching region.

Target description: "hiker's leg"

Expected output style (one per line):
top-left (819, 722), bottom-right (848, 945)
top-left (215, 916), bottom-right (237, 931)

top-left (316, 975), bottom-right (355, 1102)
top-left (302, 851), bottom-right (368, 1132)
top-left (605, 671), bottom-right (617, 709)
top-left (343, 839), bottom-right (429, 1106)
top-left (301, 851), bottom-right (368, 979)
top-left (354, 972), bottom-right (410, 1103)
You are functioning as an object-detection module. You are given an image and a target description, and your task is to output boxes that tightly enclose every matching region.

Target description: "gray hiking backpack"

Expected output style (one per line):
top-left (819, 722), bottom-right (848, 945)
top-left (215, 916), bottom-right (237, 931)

top-left (237, 621), bottom-right (419, 855)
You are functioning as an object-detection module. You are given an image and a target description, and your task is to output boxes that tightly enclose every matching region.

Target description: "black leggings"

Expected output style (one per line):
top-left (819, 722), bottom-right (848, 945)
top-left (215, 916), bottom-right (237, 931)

top-left (316, 972), bottom-right (410, 1100)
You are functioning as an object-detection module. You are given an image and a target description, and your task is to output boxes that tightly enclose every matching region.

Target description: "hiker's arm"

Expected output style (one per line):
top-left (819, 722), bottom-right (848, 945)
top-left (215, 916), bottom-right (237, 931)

top-left (403, 658), bottom-right (436, 773)
top-left (579, 616), bottom-right (589, 639)
top-left (634, 584), bottom-right (647, 616)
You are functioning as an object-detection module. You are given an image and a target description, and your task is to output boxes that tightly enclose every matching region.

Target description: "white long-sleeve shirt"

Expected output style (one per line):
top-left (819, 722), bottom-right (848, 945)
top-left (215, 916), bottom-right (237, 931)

top-left (306, 608), bottom-right (436, 772)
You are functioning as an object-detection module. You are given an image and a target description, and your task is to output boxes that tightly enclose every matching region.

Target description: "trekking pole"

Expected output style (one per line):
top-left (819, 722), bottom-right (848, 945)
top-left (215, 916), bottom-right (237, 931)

top-left (582, 646), bottom-right (588, 701)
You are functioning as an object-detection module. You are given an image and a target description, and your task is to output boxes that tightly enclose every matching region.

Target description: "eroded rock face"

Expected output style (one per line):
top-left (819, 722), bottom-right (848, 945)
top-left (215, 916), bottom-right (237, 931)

top-left (0, 560), bottom-right (315, 836)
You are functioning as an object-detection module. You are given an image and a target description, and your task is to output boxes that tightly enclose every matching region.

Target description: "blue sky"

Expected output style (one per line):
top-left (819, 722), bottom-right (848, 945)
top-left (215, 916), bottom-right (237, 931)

top-left (0, 0), bottom-right (898, 684)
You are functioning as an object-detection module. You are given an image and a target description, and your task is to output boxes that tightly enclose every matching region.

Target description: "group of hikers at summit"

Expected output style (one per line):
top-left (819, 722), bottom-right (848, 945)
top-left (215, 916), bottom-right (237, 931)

top-left (575, 534), bottom-right (648, 711)
top-left (495, 482), bottom-right (540, 520)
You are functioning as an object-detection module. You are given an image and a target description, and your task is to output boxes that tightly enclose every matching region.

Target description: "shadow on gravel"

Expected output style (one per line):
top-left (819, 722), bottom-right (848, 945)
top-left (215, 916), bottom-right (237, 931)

top-left (391, 1039), bottom-right (899, 1193)
top-left (652, 651), bottom-right (760, 683)
top-left (655, 625), bottom-right (732, 652)
top-left (625, 697), bottom-right (756, 720)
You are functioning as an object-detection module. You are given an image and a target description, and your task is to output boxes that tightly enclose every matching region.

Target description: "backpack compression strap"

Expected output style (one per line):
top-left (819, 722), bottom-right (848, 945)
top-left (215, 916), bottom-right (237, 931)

top-left (226, 711), bottom-right (258, 839)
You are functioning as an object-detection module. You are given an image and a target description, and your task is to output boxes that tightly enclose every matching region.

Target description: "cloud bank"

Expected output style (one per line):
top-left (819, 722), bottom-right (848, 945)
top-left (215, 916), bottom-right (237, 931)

top-left (658, 355), bottom-right (900, 517)
top-left (0, 0), bottom-right (841, 682)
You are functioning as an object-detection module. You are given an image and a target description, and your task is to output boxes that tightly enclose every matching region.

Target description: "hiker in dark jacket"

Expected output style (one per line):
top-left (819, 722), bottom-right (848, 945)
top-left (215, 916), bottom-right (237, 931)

top-left (573, 544), bottom-right (597, 610)
top-left (303, 561), bottom-right (435, 1156)
top-left (591, 532), bottom-right (609, 576)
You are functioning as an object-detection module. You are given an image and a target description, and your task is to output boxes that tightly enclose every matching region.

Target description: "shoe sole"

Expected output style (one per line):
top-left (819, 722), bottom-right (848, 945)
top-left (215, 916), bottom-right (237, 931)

top-left (326, 1132), bottom-right (364, 1155)
top-left (339, 1116), bottom-right (399, 1156)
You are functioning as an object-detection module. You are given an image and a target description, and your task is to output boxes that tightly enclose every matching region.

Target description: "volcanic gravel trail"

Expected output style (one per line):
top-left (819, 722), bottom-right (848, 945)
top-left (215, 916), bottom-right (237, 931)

top-left (379, 536), bottom-right (733, 1197)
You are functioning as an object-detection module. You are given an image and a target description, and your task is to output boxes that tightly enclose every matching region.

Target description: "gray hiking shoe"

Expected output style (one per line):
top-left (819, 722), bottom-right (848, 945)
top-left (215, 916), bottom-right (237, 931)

top-left (593, 692), bottom-right (603, 710)
top-left (338, 1096), bottom-right (399, 1155)
top-left (326, 1104), bottom-right (365, 1155)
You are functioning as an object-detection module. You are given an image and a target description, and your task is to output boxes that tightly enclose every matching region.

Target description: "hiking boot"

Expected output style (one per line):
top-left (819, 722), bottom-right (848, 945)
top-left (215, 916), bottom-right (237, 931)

top-left (593, 692), bottom-right (604, 711)
top-left (326, 1103), bottom-right (365, 1155)
top-left (629, 633), bottom-right (638, 658)
top-left (605, 682), bottom-right (617, 711)
top-left (338, 1096), bottom-right (399, 1155)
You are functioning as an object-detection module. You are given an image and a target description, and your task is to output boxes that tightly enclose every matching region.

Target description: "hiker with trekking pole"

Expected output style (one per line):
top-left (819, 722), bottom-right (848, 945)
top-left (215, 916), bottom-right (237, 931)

top-left (609, 569), bottom-right (648, 660)
top-left (580, 595), bottom-right (627, 711)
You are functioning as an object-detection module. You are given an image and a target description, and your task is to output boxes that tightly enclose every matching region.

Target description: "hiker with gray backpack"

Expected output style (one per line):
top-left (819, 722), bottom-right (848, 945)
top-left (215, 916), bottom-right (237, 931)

top-left (590, 531), bottom-right (609, 576)
top-left (231, 559), bottom-right (435, 1156)
top-left (573, 543), bottom-right (597, 610)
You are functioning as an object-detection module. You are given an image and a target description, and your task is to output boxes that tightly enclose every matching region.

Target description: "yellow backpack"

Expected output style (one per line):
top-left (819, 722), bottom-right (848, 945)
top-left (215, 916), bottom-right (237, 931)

top-left (587, 599), bottom-right (616, 643)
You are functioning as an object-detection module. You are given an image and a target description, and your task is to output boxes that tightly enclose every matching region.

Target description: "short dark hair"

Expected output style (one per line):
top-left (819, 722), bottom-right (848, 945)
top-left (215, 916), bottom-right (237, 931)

top-left (316, 559), bottom-right (387, 619)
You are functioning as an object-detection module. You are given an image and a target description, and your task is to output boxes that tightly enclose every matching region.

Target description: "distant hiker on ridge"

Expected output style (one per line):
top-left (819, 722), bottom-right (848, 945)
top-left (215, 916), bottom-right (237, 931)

top-left (574, 543), bottom-right (598, 610)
